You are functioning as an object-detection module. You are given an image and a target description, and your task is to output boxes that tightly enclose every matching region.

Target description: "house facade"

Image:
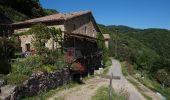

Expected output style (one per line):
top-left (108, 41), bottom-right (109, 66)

top-left (11, 11), bottom-right (100, 53)
top-left (10, 11), bottom-right (104, 71)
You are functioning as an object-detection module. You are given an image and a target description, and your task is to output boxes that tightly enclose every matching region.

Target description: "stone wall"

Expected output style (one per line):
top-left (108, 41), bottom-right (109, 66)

top-left (15, 25), bottom-right (65, 52)
top-left (65, 14), bottom-right (98, 38)
top-left (6, 68), bottom-right (71, 100)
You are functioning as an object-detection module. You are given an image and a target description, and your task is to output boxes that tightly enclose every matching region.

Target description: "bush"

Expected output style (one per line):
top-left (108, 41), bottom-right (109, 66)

top-left (6, 73), bottom-right (29, 85)
top-left (7, 54), bottom-right (67, 85)
top-left (6, 56), bottom-right (44, 85)
top-left (121, 62), bottom-right (128, 76)
top-left (12, 56), bottom-right (44, 75)
top-left (156, 69), bottom-right (170, 87)
top-left (105, 58), bottom-right (112, 67)
top-left (33, 65), bottom-right (58, 73)
top-left (0, 59), bottom-right (11, 74)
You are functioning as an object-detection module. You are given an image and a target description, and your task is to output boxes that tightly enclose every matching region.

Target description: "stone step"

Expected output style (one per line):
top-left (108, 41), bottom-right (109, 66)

top-left (0, 85), bottom-right (16, 100)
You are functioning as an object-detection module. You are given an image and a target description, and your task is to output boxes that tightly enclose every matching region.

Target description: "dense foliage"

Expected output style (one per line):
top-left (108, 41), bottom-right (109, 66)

top-left (125, 29), bottom-right (170, 60)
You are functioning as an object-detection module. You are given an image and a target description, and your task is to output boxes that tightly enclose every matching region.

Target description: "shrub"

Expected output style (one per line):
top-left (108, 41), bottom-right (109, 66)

top-left (6, 73), bottom-right (29, 85)
top-left (12, 56), bottom-right (44, 75)
top-left (156, 69), bottom-right (170, 87)
top-left (41, 65), bottom-right (57, 73)
top-left (0, 59), bottom-right (11, 74)
top-left (105, 58), bottom-right (112, 67)
top-left (6, 56), bottom-right (44, 85)
top-left (71, 62), bottom-right (86, 74)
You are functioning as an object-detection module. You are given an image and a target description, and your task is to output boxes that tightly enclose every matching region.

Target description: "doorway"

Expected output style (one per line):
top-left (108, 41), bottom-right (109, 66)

top-left (25, 43), bottom-right (30, 51)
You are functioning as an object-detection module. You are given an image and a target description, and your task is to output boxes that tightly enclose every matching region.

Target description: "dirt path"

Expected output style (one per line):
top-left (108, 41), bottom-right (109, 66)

top-left (108, 59), bottom-right (146, 100)
top-left (48, 77), bottom-right (109, 100)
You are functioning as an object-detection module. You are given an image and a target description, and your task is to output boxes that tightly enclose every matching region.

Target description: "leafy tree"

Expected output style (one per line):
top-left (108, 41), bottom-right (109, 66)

top-left (23, 24), bottom-right (63, 65)
top-left (28, 24), bottom-right (51, 55)
top-left (0, 37), bottom-right (16, 74)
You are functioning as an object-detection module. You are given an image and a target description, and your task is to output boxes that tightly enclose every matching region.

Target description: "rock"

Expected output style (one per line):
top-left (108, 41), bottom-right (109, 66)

top-left (0, 79), bottom-right (5, 87)
top-left (0, 85), bottom-right (17, 100)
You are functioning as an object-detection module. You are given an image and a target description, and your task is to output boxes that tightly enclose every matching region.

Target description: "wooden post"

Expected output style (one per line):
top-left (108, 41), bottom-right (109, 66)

top-left (109, 73), bottom-right (113, 100)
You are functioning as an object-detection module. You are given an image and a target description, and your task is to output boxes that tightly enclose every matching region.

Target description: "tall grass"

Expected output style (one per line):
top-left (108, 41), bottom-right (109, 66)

top-left (92, 86), bottom-right (125, 100)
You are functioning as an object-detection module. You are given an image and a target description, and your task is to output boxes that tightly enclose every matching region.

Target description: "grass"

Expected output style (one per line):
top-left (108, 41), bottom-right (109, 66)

top-left (105, 58), bottom-right (112, 67)
top-left (135, 75), bottom-right (170, 100)
top-left (121, 62), bottom-right (152, 100)
top-left (127, 78), bottom-right (152, 100)
top-left (92, 86), bottom-right (125, 100)
top-left (22, 82), bottom-right (79, 100)
top-left (121, 62), bottom-right (128, 76)
top-left (103, 58), bottom-right (112, 74)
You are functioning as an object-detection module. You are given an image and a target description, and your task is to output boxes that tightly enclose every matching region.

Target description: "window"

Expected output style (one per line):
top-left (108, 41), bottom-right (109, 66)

top-left (85, 26), bottom-right (87, 34)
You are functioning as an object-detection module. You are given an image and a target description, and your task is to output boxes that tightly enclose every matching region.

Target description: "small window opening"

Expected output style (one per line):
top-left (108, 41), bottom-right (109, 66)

top-left (25, 43), bottom-right (30, 52)
top-left (85, 26), bottom-right (87, 34)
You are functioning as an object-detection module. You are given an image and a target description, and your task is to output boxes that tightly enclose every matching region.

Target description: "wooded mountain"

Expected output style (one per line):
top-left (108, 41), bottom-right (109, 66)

top-left (106, 25), bottom-right (170, 60)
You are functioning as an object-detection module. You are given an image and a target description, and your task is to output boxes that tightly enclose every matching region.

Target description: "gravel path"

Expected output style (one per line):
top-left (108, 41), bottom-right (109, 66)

top-left (108, 58), bottom-right (146, 100)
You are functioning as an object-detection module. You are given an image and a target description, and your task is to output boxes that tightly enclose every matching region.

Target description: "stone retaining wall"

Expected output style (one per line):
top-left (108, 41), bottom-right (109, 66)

top-left (6, 68), bottom-right (71, 100)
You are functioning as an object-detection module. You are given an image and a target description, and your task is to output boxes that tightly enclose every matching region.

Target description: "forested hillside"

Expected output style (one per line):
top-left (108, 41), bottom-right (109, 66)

top-left (0, 0), bottom-right (58, 23)
top-left (99, 24), bottom-right (170, 98)
top-left (98, 24), bottom-right (170, 98)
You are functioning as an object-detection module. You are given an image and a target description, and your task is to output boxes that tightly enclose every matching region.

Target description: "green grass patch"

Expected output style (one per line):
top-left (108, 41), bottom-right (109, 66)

top-left (103, 58), bottom-right (112, 74)
top-left (121, 62), bottom-right (128, 76)
top-left (127, 78), bottom-right (152, 100)
top-left (105, 58), bottom-right (112, 67)
top-left (92, 86), bottom-right (125, 100)
top-left (133, 74), bottom-right (170, 99)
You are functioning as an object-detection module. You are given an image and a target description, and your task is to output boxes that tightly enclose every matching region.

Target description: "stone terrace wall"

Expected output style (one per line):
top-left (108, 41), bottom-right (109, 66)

top-left (8, 68), bottom-right (71, 100)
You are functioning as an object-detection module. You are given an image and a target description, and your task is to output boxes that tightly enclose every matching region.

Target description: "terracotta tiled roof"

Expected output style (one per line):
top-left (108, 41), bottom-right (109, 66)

top-left (11, 11), bottom-right (91, 25)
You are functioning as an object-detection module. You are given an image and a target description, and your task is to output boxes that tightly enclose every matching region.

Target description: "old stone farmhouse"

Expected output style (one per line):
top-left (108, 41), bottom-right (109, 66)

top-left (11, 10), bottom-right (106, 70)
top-left (11, 11), bottom-right (100, 52)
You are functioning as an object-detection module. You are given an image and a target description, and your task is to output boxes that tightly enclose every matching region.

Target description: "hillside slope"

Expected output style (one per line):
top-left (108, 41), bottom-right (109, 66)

top-left (98, 24), bottom-right (170, 99)
top-left (0, 0), bottom-right (58, 23)
top-left (126, 29), bottom-right (170, 60)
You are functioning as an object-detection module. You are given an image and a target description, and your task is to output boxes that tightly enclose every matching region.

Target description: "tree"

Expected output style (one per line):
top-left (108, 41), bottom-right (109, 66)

top-left (0, 37), bottom-right (16, 74)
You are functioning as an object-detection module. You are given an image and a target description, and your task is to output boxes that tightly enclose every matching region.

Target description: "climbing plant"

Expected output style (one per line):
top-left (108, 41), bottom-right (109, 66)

top-left (50, 27), bottom-right (62, 53)
top-left (96, 32), bottom-right (109, 66)
top-left (28, 24), bottom-right (51, 55)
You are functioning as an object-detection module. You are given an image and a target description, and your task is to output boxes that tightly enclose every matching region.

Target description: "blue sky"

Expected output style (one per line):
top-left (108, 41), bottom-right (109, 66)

top-left (40, 0), bottom-right (170, 29)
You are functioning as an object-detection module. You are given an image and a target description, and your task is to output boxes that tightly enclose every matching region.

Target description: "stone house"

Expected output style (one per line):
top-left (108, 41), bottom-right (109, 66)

top-left (10, 10), bottom-right (105, 70)
top-left (103, 34), bottom-right (110, 48)
top-left (11, 11), bottom-right (101, 53)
